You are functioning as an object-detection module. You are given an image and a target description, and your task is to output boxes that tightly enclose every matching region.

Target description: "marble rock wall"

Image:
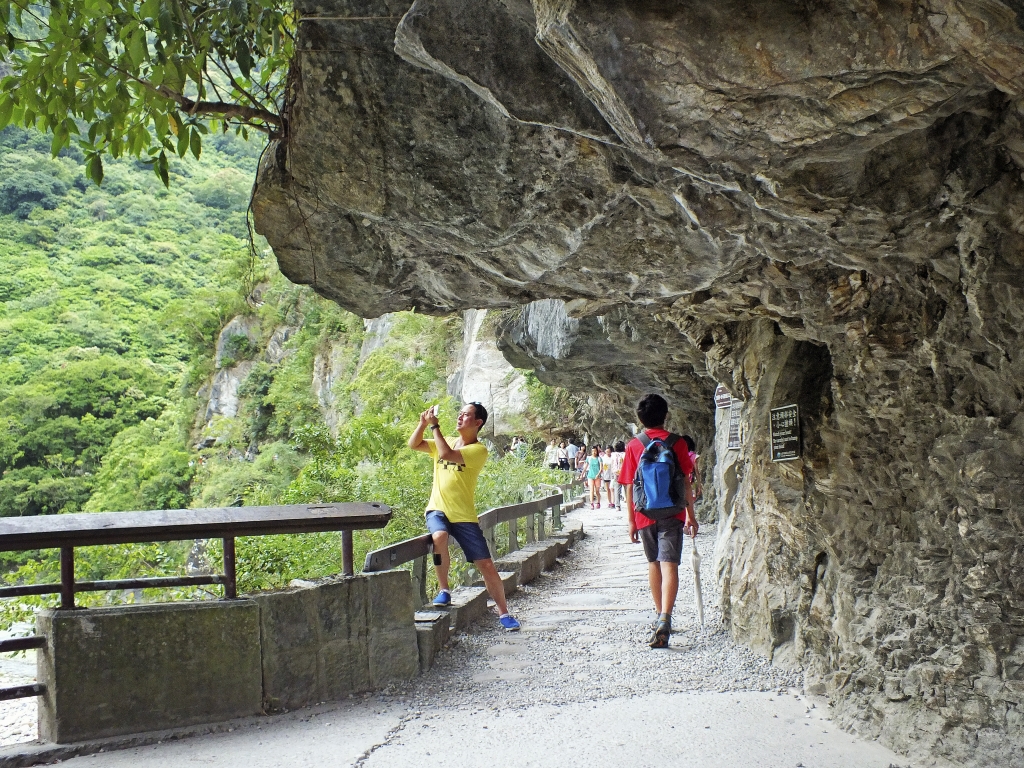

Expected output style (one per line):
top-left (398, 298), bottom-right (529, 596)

top-left (252, 2), bottom-right (1024, 763)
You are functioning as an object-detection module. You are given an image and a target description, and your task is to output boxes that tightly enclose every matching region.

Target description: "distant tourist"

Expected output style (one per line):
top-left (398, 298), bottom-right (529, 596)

top-left (565, 439), bottom-right (579, 467)
top-left (611, 440), bottom-right (626, 509)
top-left (601, 446), bottom-right (615, 508)
top-left (575, 443), bottom-right (588, 480)
top-left (544, 440), bottom-right (559, 469)
top-left (408, 402), bottom-right (520, 631)
top-left (514, 436), bottom-right (528, 460)
top-left (681, 435), bottom-right (703, 503)
top-left (557, 441), bottom-right (569, 470)
top-left (585, 446), bottom-right (602, 509)
top-left (617, 394), bottom-right (695, 649)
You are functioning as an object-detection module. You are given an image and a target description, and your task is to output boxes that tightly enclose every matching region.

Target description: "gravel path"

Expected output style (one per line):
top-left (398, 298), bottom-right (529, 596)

top-left (402, 503), bottom-right (800, 709)
top-left (0, 653), bottom-right (37, 746)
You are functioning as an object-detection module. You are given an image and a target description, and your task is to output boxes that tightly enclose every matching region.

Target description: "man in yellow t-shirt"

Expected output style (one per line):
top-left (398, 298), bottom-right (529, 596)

top-left (408, 402), bottom-right (520, 631)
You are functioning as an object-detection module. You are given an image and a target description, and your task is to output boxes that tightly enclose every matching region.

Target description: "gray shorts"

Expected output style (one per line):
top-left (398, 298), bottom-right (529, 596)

top-left (639, 518), bottom-right (684, 563)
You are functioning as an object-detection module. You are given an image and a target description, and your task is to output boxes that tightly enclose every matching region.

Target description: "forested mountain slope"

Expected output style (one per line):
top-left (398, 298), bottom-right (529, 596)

top-left (0, 126), bottom-right (561, 617)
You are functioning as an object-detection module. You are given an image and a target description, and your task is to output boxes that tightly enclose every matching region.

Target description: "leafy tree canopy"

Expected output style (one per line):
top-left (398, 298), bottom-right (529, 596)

top-left (0, 0), bottom-right (292, 185)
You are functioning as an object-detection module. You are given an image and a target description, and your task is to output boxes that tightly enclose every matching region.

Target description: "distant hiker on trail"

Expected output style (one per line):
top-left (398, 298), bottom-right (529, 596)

top-left (601, 445), bottom-right (615, 508)
top-left (611, 440), bottom-right (626, 509)
top-left (575, 444), bottom-right (588, 481)
top-left (586, 446), bottom-right (602, 509)
top-left (682, 434), bottom-right (703, 504)
top-left (408, 402), bottom-right (520, 632)
top-left (557, 441), bottom-right (570, 470)
top-left (565, 439), bottom-right (579, 467)
top-left (545, 440), bottom-right (559, 469)
top-left (618, 394), bottom-right (695, 649)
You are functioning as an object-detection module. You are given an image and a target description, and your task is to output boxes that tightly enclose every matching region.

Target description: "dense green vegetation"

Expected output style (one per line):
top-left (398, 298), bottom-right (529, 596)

top-left (0, 125), bottom-right (562, 626)
top-left (0, 0), bottom-right (290, 184)
top-left (0, 125), bottom-right (255, 520)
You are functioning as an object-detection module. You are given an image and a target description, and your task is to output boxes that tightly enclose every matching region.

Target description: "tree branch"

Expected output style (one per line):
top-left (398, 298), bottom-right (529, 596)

top-left (157, 86), bottom-right (283, 132)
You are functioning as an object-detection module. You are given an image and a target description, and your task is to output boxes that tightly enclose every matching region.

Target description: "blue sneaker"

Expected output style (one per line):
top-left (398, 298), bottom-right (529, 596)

top-left (499, 615), bottom-right (521, 632)
top-left (432, 590), bottom-right (451, 606)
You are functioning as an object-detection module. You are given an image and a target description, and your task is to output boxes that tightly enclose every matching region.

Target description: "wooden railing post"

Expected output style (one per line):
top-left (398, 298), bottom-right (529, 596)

top-left (411, 554), bottom-right (428, 606)
top-left (59, 547), bottom-right (75, 609)
top-left (537, 508), bottom-right (546, 541)
top-left (552, 499), bottom-right (562, 531)
top-left (508, 518), bottom-right (519, 553)
top-left (341, 530), bottom-right (354, 576)
top-left (222, 537), bottom-right (237, 599)
top-left (483, 525), bottom-right (496, 559)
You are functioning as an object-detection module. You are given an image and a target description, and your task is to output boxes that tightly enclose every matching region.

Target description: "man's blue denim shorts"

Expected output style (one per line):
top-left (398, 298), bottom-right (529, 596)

top-left (425, 510), bottom-right (492, 562)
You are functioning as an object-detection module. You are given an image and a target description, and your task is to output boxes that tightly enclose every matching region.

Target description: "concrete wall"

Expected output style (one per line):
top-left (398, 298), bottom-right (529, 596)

top-left (36, 570), bottom-right (419, 743)
top-left (256, 569), bottom-right (418, 711)
top-left (37, 601), bottom-right (263, 743)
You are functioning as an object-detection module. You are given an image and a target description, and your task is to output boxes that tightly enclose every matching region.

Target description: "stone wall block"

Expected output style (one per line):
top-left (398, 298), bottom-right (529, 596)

top-left (318, 639), bottom-right (372, 699)
top-left (258, 572), bottom-right (417, 711)
top-left (365, 569), bottom-right (419, 683)
top-left (255, 587), bottom-right (324, 711)
top-left (37, 601), bottom-right (262, 743)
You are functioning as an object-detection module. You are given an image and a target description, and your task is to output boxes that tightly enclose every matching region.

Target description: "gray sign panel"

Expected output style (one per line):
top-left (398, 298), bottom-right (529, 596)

top-left (770, 404), bottom-right (801, 462)
top-left (727, 398), bottom-right (742, 450)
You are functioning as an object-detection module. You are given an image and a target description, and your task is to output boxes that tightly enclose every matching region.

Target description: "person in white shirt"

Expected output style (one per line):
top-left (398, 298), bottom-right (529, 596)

top-left (544, 441), bottom-right (558, 469)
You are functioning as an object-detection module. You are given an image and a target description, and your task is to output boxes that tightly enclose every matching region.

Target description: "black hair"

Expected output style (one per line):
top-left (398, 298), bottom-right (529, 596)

top-left (467, 401), bottom-right (488, 426)
top-left (682, 435), bottom-right (696, 452)
top-left (636, 393), bottom-right (668, 428)
top-left (615, 441), bottom-right (625, 453)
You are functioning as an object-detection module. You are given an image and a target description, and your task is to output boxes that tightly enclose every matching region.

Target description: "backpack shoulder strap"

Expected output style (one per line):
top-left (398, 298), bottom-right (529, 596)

top-left (638, 433), bottom-right (652, 448)
top-left (664, 434), bottom-right (680, 449)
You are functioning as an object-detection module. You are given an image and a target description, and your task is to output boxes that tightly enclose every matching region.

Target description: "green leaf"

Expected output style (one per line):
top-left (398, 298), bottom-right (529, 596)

top-left (189, 126), bottom-right (202, 160)
top-left (128, 28), bottom-right (148, 67)
top-left (176, 125), bottom-right (189, 157)
top-left (156, 149), bottom-right (169, 187)
top-left (234, 39), bottom-right (253, 80)
top-left (229, 0), bottom-right (249, 23)
top-left (0, 95), bottom-right (13, 130)
top-left (86, 153), bottom-right (104, 185)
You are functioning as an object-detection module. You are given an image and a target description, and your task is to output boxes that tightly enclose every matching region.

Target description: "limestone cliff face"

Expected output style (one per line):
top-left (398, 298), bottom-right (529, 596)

top-left (252, 1), bottom-right (1024, 764)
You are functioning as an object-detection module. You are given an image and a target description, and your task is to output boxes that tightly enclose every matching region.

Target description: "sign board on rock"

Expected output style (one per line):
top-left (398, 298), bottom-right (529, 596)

top-left (770, 404), bottom-right (801, 462)
top-left (714, 385), bottom-right (733, 409)
top-left (727, 398), bottom-right (743, 450)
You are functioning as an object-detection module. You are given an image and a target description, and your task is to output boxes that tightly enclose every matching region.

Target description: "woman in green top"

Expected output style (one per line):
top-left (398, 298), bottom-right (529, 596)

top-left (586, 446), bottom-right (602, 509)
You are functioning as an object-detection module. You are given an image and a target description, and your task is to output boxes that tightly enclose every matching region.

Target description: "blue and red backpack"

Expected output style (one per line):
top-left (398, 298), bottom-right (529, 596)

top-left (633, 433), bottom-right (687, 520)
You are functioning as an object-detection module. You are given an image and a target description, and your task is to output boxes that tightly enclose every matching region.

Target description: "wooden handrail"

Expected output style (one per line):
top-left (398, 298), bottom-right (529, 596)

top-left (0, 502), bottom-right (391, 551)
top-left (0, 502), bottom-right (393, 608)
top-left (363, 493), bottom-right (565, 573)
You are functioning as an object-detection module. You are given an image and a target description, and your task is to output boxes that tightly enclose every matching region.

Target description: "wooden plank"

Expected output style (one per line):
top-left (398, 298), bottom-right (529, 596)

top-left (362, 492), bottom-right (561, 572)
top-left (0, 502), bottom-right (391, 552)
top-left (0, 637), bottom-right (45, 653)
top-left (0, 684), bottom-right (44, 702)
top-left (478, 493), bottom-right (562, 528)
top-left (363, 533), bottom-right (432, 572)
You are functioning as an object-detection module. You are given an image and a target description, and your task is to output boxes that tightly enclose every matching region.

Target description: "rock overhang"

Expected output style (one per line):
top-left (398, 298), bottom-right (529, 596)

top-left (253, 2), bottom-right (1024, 765)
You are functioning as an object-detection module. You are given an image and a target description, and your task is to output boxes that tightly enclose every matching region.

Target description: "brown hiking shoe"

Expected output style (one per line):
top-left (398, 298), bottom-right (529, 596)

top-left (648, 616), bottom-right (671, 648)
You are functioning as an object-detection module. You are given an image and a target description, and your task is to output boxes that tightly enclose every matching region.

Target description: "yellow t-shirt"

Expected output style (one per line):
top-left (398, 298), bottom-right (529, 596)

top-left (425, 439), bottom-right (488, 523)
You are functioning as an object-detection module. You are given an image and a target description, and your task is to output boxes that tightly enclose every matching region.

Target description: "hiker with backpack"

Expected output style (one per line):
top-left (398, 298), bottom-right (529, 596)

top-left (617, 394), bottom-right (696, 648)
